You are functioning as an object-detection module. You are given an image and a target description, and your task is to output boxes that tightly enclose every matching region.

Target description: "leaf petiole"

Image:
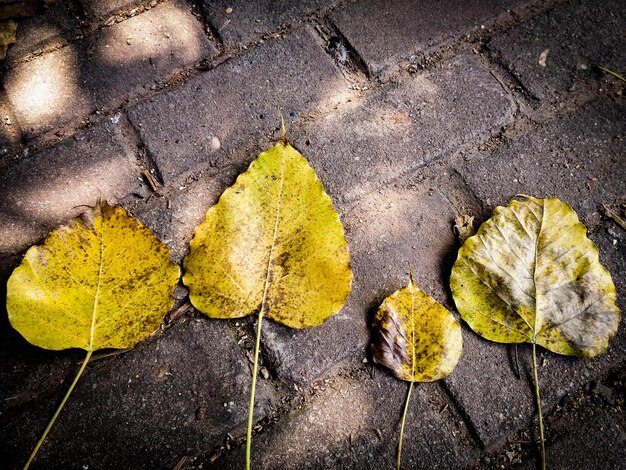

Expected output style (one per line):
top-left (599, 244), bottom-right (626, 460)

top-left (597, 66), bottom-right (626, 83)
top-left (246, 311), bottom-right (264, 470)
top-left (531, 342), bottom-right (546, 470)
top-left (397, 380), bottom-right (414, 470)
top-left (24, 349), bottom-right (93, 470)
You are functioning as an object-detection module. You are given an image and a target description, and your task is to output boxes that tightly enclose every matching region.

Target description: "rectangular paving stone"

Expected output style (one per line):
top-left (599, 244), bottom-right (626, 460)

top-left (205, 369), bottom-right (468, 469)
top-left (332, 0), bottom-right (524, 79)
top-left (490, 0), bottom-right (626, 102)
top-left (128, 26), bottom-right (347, 184)
top-left (262, 177), bottom-right (463, 383)
top-left (0, 121), bottom-right (141, 258)
top-left (201, 0), bottom-right (336, 46)
top-left (447, 96), bottom-right (626, 447)
top-left (292, 53), bottom-right (514, 205)
top-left (5, 0), bottom-right (217, 140)
top-left (0, 317), bottom-right (264, 469)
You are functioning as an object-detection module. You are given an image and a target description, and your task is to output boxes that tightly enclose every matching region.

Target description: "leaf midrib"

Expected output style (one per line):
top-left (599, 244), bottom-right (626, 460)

top-left (89, 219), bottom-right (105, 351)
top-left (531, 198), bottom-right (546, 343)
top-left (410, 283), bottom-right (416, 381)
top-left (259, 148), bottom-right (286, 316)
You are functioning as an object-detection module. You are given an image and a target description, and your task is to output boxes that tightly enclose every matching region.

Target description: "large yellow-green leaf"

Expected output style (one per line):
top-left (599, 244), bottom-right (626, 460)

top-left (450, 196), bottom-right (620, 357)
top-left (7, 201), bottom-right (181, 351)
top-left (183, 142), bottom-right (352, 328)
top-left (372, 278), bottom-right (462, 382)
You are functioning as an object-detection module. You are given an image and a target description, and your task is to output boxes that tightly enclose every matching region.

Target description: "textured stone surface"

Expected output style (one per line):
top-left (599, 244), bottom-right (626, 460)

top-left (5, 0), bottom-right (216, 139)
top-left (332, 0), bottom-right (523, 79)
top-left (292, 53), bottom-right (514, 204)
top-left (128, 26), bottom-right (346, 184)
top-left (456, 97), bottom-right (626, 226)
top-left (524, 382), bottom-right (626, 470)
top-left (0, 317), bottom-right (258, 469)
top-left (447, 97), bottom-right (626, 447)
top-left (129, 167), bottom-right (239, 264)
top-left (262, 175), bottom-right (463, 383)
top-left (80, 0), bottom-right (147, 20)
top-left (491, 0), bottom-right (626, 101)
top-left (5, 0), bottom-right (78, 65)
top-left (0, 89), bottom-right (22, 158)
top-left (1, 1), bottom-right (625, 468)
top-left (204, 369), bottom-right (469, 469)
top-left (0, 122), bottom-right (140, 257)
top-left (201, 0), bottom-right (336, 46)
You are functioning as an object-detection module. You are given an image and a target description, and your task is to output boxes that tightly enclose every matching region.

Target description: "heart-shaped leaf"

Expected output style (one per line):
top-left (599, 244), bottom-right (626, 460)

top-left (183, 142), bottom-right (352, 327)
top-left (372, 277), bottom-right (462, 470)
top-left (450, 195), bottom-right (620, 357)
top-left (183, 142), bottom-right (352, 468)
top-left (449, 195), bottom-right (620, 469)
top-left (8, 201), bottom-right (181, 351)
top-left (7, 200), bottom-right (180, 467)
top-left (372, 278), bottom-right (462, 382)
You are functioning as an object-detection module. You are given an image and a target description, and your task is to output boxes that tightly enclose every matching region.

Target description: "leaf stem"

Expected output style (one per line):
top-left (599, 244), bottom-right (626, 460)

top-left (531, 342), bottom-right (546, 470)
top-left (24, 349), bottom-right (93, 470)
top-left (246, 311), bottom-right (264, 470)
top-left (597, 66), bottom-right (626, 83)
top-left (397, 380), bottom-right (414, 470)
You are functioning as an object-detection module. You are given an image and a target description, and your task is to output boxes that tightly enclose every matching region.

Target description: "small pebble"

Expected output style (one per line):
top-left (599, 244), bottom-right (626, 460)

top-left (210, 136), bottom-right (221, 151)
top-left (225, 7), bottom-right (233, 14)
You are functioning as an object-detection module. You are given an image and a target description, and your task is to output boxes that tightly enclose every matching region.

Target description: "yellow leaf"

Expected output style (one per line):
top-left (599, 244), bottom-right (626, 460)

top-left (372, 276), bottom-right (462, 470)
top-left (183, 142), bottom-right (352, 328)
top-left (183, 141), bottom-right (351, 469)
top-left (372, 278), bottom-right (462, 382)
top-left (7, 201), bottom-right (181, 351)
top-left (450, 195), bottom-right (620, 357)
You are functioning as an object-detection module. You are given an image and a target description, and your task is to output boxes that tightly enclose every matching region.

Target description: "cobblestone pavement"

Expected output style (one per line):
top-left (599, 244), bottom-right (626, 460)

top-left (1, 1), bottom-right (624, 469)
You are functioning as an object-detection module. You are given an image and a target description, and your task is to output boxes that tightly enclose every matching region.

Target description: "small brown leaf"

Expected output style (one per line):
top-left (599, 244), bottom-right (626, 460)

top-left (538, 48), bottom-right (550, 67)
top-left (453, 214), bottom-right (475, 244)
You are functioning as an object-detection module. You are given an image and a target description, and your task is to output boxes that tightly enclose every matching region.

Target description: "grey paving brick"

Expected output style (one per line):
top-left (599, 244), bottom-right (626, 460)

top-left (5, 1), bottom-right (78, 65)
top-left (205, 369), bottom-right (468, 469)
top-left (262, 176), bottom-right (462, 383)
top-left (292, 53), bottom-right (514, 205)
top-left (332, 0), bottom-right (524, 79)
top-left (0, 317), bottom-right (259, 469)
top-left (201, 0), bottom-right (336, 46)
top-left (446, 97), bottom-right (626, 447)
top-left (4, 0), bottom-right (217, 139)
top-left (490, 0), bottom-right (626, 102)
top-left (0, 122), bottom-right (141, 258)
top-left (456, 97), bottom-right (626, 226)
top-left (128, 26), bottom-right (346, 184)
